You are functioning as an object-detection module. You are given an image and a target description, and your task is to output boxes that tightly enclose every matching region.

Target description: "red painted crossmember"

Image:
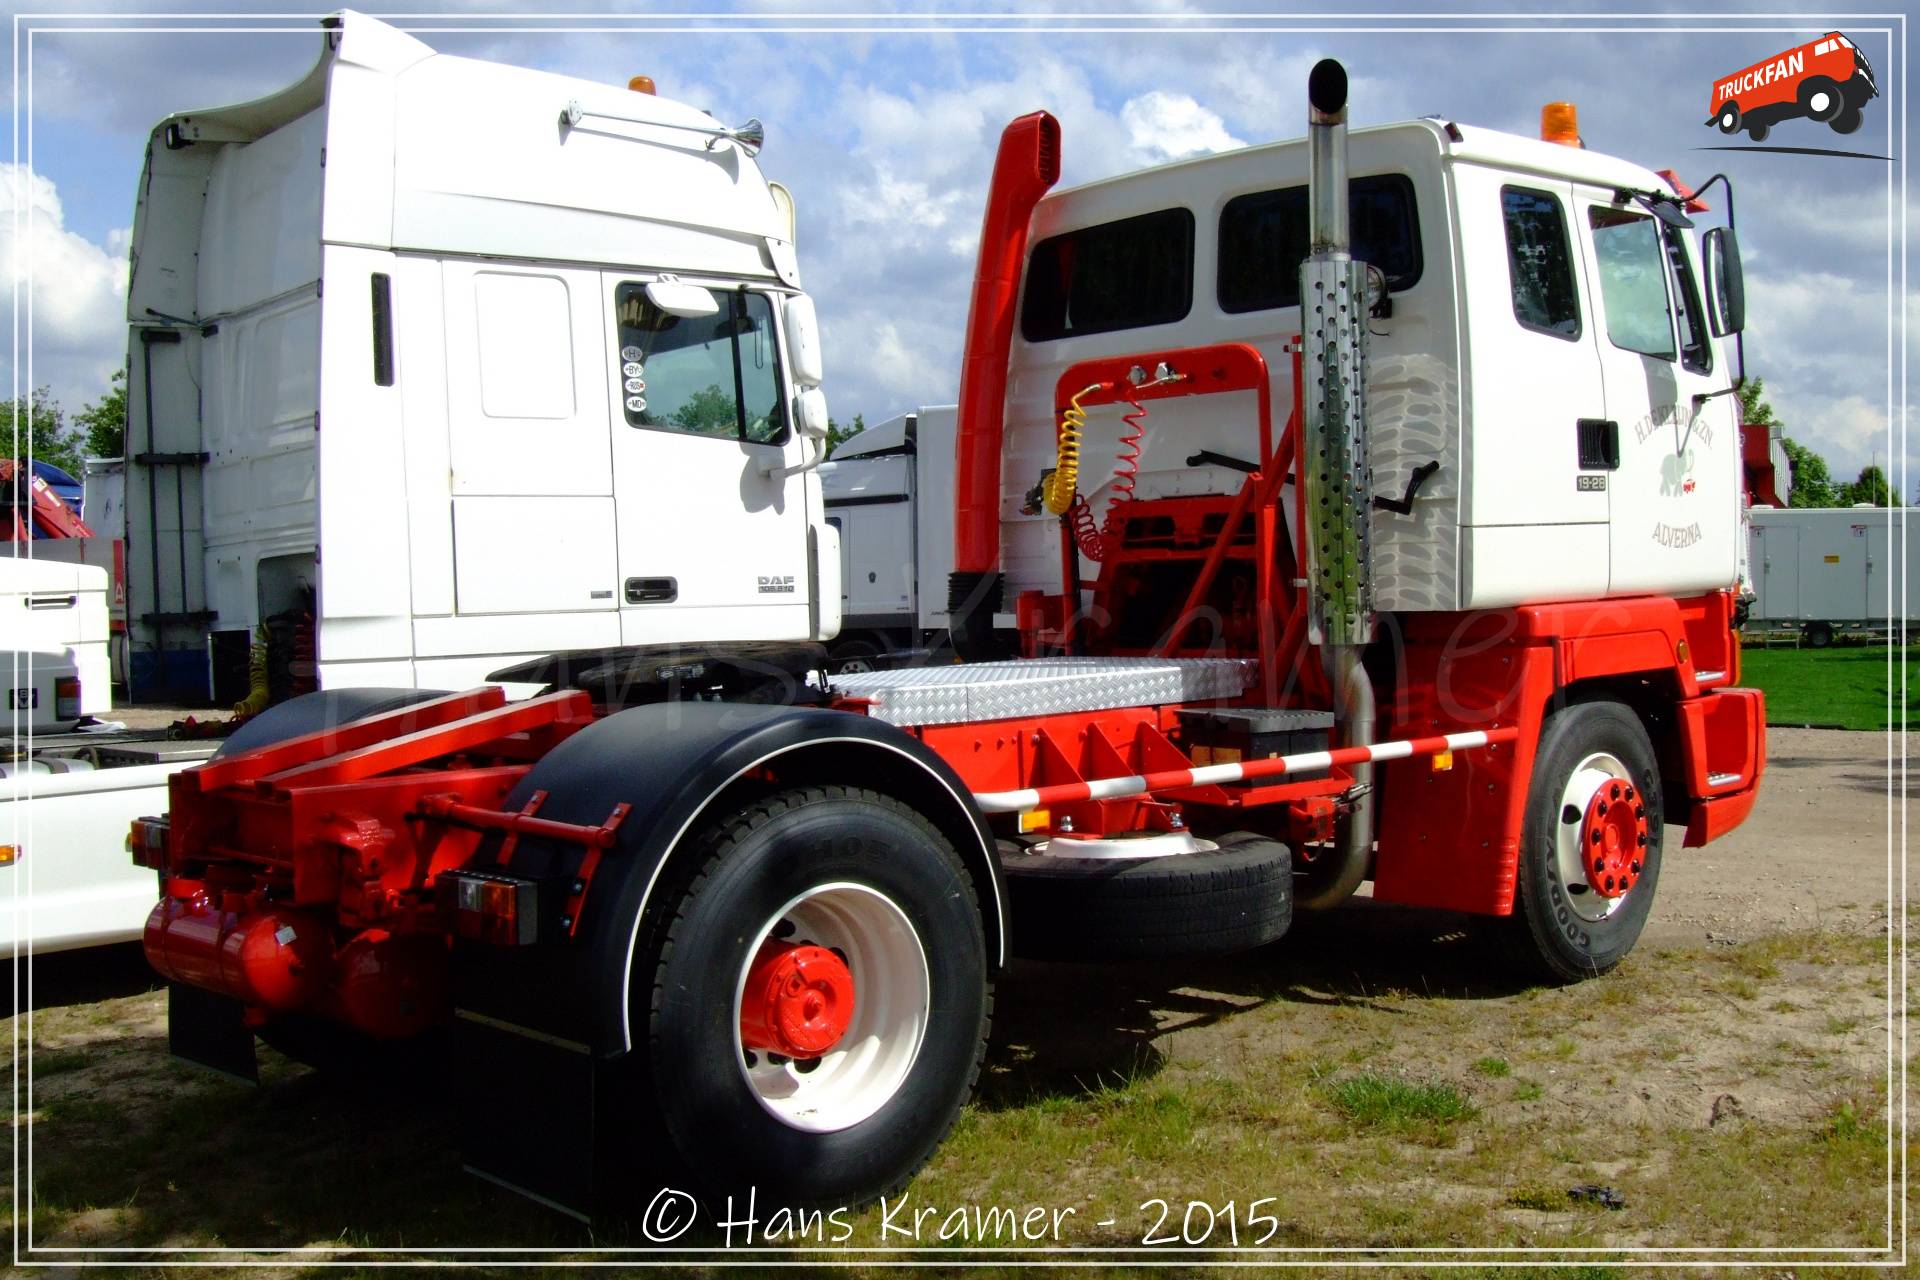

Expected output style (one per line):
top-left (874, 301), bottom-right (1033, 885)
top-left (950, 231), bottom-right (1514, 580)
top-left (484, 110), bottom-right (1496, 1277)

top-left (971, 726), bottom-right (1521, 814)
top-left (1582, 777), bottom-right (1648, 898)
top-left (738, 940), bottom-right (856, 1059)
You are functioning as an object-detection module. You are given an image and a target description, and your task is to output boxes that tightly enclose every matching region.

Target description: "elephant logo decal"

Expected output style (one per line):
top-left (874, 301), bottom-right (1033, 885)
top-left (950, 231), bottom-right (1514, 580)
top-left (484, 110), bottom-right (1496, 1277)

top-left (1660, 449), bottom-right (1696, 497)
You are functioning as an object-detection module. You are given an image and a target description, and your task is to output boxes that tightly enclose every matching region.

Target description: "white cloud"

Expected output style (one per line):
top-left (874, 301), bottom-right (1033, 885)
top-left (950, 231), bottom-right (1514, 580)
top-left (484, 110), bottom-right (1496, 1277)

top-left (1121, 90), bottom-right (1245, 162)
top-left (0, 164), bottom-right (128, 411)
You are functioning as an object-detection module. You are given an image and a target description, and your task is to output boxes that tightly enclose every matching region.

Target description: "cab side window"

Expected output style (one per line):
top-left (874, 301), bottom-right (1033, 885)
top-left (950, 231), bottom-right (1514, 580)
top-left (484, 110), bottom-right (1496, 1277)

top-left (613, 285), bottom-right (786, 446)
top-left (1501, 186), bottom-right (1580, 339)
top-left (1586, 207), bottom-right (1677, 360)
top-left (1218, 174), bottom-right (1421, 313)
top-left (1022, 208), bottom-right (1194, 342)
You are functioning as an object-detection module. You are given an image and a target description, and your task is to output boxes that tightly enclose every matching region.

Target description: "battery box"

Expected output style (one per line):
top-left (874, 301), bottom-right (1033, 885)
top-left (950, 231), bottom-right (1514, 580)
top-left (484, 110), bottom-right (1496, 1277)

top-left (1176, 707), bottom-right (1335, 779)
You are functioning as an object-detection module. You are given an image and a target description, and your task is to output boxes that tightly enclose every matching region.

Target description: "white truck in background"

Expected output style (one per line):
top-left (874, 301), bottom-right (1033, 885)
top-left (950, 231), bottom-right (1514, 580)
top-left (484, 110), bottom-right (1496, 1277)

top-left (1746, 505), bottom-right (1917, 645)
top-left (818, 406), bottom-right (957, 667)
top-left (123, 10), bottom-right (837, 706)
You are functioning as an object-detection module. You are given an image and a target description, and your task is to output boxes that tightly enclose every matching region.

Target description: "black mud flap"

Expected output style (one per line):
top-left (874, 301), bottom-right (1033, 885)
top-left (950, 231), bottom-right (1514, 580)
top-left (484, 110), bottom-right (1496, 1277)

top-left (167, 983), bottom-right (258, 1084)
top-left (455, 1012), bottom-right (605, 1223)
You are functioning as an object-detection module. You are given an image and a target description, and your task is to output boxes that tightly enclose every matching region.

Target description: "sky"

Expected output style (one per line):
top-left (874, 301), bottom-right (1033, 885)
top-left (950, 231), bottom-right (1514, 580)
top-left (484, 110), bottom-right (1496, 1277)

top-left (3, 2), bottom-right (1911, 491)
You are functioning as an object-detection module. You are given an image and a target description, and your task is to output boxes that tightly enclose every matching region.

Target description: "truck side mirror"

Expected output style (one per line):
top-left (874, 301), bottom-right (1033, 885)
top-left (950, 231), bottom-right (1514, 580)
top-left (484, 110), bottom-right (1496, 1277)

top-left (1703, 226), bottom-right (1745, 337)
top-left (794, 386), bottom-right (830, 440)
top-left (784, 294), bottom-right (825, 389)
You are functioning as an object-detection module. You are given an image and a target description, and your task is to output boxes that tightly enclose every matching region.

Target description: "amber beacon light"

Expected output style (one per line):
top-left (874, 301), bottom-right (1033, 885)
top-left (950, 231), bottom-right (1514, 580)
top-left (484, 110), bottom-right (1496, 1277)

top-left (1540, 100), bottom-right (1583, 146)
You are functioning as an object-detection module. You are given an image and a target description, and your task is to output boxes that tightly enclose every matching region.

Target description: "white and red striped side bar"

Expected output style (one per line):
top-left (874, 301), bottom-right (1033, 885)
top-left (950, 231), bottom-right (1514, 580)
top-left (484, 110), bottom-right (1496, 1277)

top-left (971, 726), bottom-right (1522, 815)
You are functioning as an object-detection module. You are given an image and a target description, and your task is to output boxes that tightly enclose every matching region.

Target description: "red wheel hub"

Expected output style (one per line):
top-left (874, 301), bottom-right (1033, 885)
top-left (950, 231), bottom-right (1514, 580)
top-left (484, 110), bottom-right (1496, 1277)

top-left (738, 940), bottom-right (855, 1058)
top-left (1581, 778), bottom-right (1648, 899)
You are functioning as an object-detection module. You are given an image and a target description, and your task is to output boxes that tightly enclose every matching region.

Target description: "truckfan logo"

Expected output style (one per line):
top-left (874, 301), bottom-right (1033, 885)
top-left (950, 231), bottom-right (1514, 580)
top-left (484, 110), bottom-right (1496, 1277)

top-left (1706, 31), bottom-right (1878, 145)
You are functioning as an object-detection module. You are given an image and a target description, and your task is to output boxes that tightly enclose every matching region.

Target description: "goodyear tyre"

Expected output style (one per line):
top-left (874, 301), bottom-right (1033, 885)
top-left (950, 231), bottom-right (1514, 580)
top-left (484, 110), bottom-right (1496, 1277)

top-left (1492, 699), bottom-right (1664, 982)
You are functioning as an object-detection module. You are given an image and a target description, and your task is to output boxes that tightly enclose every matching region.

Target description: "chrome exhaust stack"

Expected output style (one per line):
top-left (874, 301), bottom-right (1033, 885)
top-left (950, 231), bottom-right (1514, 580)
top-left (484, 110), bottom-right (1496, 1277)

top-left (1297, 58), bottom-right (1377, 910)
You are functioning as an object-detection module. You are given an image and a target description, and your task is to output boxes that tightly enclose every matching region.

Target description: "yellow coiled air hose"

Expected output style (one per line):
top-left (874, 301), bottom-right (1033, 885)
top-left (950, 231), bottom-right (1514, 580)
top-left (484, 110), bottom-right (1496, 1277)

top-left (1042, 385), bottom-right (1101, 515)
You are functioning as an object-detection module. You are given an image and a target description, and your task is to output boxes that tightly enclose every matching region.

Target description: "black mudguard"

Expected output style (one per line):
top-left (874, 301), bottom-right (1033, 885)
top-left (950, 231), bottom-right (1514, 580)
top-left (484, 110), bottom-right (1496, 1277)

top-left (449, 702), bottom-right (1001, 1217)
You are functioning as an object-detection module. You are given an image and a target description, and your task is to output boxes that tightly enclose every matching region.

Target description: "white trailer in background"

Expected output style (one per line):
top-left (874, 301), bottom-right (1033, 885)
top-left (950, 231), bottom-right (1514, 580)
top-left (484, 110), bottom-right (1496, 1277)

top-left (2, 559), bottom-right (113, 729)
top-left (1746, 505), bottom-right (1917, 645)
top-left (2, 556), bottom-right (209, 955)
top-left (818, 406), bottom-right (956, 666)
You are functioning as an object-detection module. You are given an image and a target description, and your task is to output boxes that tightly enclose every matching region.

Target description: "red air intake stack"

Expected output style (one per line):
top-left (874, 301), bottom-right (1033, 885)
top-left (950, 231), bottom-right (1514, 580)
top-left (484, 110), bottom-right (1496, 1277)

top-left (949, 110), bottom-right (1061, 659)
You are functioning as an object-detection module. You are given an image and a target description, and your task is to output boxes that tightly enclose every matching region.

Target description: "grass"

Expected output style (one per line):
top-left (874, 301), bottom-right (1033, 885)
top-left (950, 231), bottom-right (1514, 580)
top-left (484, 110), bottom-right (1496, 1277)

top-left (1471, 1056), bottom-right (1511, 1078)
top-left (1321, 1072), bottom-right (1476, 1133)
top-left (1738, 644), bottom-right (1918, 731)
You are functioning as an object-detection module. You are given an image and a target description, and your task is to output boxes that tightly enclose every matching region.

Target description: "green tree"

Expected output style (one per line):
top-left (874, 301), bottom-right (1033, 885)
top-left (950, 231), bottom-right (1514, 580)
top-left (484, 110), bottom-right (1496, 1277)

top-left (1736, 377), bottom-right (1778, 433)
top-left (1844, 464), bottom-right (1892, 507)
top-left (1780, 436), bottom-right (1841, 508)
top-left (826, 412), bottom-right (866, 456)
top-left (4, 386), bottom-right (83, 476)
top-left (670, 384), bottom-right (738, 437)
top-left (74, 368), bottom-right (127, 460)
top-left (1739, 378), bottom-right (1848, 509)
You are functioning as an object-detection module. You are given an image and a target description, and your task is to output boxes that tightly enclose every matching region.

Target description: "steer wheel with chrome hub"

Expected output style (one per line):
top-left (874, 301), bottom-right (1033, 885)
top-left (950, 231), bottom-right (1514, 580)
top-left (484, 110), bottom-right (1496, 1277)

top-left (1490, 699), bottom-right (1664, 982)
top-left (636, 785), bottom-right (990, 1208)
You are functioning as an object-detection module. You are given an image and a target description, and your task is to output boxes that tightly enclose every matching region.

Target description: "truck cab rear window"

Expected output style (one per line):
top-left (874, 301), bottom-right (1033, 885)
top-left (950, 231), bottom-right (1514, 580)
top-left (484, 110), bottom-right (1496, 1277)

top-left (613, 285), bottom-right (786, 446)
top-left (1218, 174), bottom-right (1421, 313)
top-left (1021, 208), bottom-right (1195, 342)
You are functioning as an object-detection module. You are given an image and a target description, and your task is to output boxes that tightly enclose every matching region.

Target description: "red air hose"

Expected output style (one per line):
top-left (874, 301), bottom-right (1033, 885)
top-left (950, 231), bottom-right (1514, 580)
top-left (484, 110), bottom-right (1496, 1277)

top-left (1063, 391), bottom-right (1148, 562)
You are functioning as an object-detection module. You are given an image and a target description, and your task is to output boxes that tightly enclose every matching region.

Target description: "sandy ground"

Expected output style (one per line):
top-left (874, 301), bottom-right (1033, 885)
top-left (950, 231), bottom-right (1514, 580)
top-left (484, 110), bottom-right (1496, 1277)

top-left (1644, 726), bottom-right (1902, 945)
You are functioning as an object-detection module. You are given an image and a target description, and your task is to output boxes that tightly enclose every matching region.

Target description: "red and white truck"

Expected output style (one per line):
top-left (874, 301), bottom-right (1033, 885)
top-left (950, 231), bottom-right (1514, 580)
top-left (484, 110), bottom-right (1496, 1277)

top-left (1706, 31), bottom-right (1878, 142)
top-left (128, 16), bottom-right (1765, 1219)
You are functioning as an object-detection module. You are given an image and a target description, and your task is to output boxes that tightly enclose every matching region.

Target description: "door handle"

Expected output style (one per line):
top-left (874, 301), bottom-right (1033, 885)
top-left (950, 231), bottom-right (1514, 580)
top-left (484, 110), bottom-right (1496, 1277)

top-left (1576, 418), bottom-right (1620, 471)
top-left (624, 577), bottom-right (677, 604)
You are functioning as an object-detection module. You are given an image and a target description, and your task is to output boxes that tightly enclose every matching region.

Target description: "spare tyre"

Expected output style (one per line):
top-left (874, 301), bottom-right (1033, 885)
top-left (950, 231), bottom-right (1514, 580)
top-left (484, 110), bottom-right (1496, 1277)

top-left (999, 832), bottom-right (1292, 961)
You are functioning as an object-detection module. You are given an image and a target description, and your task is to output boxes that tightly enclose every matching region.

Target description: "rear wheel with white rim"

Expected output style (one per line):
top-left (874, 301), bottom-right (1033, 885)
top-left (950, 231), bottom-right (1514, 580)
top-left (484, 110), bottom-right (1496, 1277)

top-left (641, 785), bottom-right (990, 1208)
top-left (1492, 699), bottom-right (1664, 982)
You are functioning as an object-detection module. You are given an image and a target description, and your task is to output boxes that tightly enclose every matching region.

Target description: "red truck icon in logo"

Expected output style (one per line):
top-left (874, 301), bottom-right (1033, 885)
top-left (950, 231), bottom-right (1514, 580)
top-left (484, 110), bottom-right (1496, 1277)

top-left (1707, 31), bottom-right (1877, 141)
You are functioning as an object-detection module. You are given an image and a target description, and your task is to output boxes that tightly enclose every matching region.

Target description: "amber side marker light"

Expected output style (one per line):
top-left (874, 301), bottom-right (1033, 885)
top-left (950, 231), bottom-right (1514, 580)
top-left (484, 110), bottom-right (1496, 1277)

top-left (1541, 101), bottom-right (1584, 147)
top-left (628, 75), bottom-right (656, 94)
top-left (0, 844), bottom-right (19, 867)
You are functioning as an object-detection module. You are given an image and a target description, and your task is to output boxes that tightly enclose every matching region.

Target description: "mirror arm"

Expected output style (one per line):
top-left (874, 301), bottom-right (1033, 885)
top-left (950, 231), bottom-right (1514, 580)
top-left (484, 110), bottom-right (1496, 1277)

top-left (759, 431), bottom-right (827, 480)
top-left (1690, 384), bottom-right (1741, 415)
top-left (1691, 174), bottom-right (1744, 387)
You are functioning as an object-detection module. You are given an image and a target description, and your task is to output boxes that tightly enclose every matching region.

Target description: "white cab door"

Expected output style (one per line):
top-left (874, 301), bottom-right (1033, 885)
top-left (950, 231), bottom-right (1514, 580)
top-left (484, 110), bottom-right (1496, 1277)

top-left (442, 262), bottom-right (618, 616)
top-left (601, 276), bottom-right (814, 644)
top-left (1455, 168), bottom-right (1609, 605)
top-left (1575, 190), bottom-right (1741, 597)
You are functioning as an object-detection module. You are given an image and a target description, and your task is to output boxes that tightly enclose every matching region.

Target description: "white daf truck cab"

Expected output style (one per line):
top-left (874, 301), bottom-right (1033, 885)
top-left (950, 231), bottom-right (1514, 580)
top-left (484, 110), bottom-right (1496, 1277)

top-left (123, 10), bottom-right (838, 703)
